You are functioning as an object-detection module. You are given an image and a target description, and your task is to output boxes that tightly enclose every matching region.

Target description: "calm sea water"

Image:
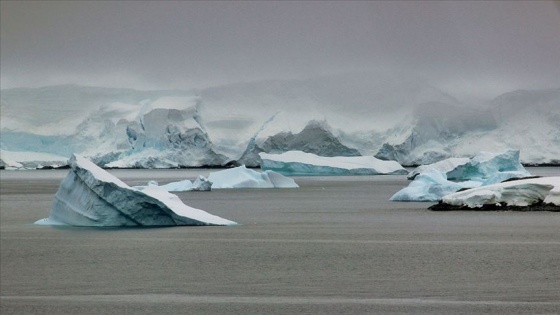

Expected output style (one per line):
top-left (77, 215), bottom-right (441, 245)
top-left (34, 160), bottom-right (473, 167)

top-left (1, 168), bottom-right (559, 314)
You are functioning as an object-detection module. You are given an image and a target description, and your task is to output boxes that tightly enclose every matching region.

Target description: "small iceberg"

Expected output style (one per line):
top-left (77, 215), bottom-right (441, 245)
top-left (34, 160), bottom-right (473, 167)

top-left (430, 176), bottom-right (560, 210)
top-left (36, 154), bottom-right (237, 227)
top-left (259, 151), bottom-right (407, 176)
top-left (208, 165), bottom-right (298, 189)
top-left (156, 176), bottom-right (212, 192)
top-left (148, 165), bottom-right (299, 191)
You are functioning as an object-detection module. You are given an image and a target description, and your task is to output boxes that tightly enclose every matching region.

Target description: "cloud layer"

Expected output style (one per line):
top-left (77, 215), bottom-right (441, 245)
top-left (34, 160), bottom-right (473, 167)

top-left (1, 1), bottom-right (559, 99)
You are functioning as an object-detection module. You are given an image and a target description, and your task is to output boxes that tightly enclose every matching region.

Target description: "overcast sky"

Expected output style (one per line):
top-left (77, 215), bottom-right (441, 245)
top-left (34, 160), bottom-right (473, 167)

top-left (1, 1), bottom-right (559, 98)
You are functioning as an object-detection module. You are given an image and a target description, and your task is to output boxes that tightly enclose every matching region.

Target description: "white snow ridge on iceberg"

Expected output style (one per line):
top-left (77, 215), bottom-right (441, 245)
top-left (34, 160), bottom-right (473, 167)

top-left (259, 151), bottom-right (407, 176)
top-left (35, 154), bottom-right (236, 227)
top-left (436, 177), bottom-right (560, 209)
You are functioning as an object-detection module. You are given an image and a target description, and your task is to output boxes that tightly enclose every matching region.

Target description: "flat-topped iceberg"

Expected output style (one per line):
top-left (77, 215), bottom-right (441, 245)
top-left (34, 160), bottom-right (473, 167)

top-left (393, 150), bottom-right (532, 202)
top-left (35, 154), bottom-right (236, 226)
top-left (259, 151), bottom-right (407, 176)
top-left (431, 177), bottom-right (560, 210)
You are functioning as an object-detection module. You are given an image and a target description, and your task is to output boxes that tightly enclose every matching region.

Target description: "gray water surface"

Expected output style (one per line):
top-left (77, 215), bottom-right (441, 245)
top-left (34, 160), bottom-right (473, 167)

top-left (1, 169), bottom-right (559, 314)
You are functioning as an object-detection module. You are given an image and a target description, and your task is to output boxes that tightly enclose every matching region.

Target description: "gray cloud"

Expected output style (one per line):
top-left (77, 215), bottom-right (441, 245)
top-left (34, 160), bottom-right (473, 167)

top-left (1, 1), bottom-right (559, 99)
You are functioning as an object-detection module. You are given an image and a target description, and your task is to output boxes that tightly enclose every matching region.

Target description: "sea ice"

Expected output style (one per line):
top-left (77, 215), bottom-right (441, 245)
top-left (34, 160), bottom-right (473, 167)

top-left (440, 177), bottom-right (560, 208)
top-left (35, 154), bottom-right (237, 226)
top-left (259, 151), bottom-right (407, 176)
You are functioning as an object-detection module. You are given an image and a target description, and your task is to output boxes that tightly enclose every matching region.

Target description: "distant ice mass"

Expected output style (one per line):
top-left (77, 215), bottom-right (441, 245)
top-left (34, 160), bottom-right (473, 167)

top-left (1, 77), bottom-right (559, 169)
top-left (438, 177), bottom-right (560, 208)
top-left (0, 149), bottom-right (68, 170)
top-left (35, 154), bottom-right (236, 226)
top-left (391, 150), bottom-right (532, 202)
top-left (260, 151), bottom-right (407, 176)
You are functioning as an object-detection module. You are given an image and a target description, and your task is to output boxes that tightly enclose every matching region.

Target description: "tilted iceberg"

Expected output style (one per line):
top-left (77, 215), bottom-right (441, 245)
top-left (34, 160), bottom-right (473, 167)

top-left (259, 151), bottom-right (407, 176)
top-left (35, 154), bottom-right (236, 226)
top-left (434, 177), bottom-right (560, 209)
top-left (393, 150), bottom-right (533, 202)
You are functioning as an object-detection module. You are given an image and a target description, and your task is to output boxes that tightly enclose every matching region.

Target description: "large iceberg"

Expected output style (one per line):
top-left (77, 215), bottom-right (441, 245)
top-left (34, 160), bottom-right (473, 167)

top-left (35, 154), bottom-right (236, 226)
top-left (432, 177), bottom-right (560, 209)
top-left (259, 151), bottom-right (407, 176)
top-left (392, 150), bottom-right (533, 202)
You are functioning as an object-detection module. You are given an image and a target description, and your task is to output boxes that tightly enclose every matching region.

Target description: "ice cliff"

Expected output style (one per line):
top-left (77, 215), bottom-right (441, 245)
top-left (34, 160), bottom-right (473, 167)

top-left (36, 154), bottom-right (237, 226)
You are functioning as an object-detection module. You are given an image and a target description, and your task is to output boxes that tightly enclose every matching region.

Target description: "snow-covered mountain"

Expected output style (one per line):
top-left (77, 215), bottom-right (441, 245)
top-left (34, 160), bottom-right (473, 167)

top-left (1, 73), bottom-right (559, 169)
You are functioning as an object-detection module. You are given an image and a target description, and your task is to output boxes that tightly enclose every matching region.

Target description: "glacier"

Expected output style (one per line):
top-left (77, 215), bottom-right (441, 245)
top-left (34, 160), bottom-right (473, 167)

top-left (433, 177), bottom-right (560, 209)
top-left (35, 154), bottom-right (237, 226)
top-left (1, 76), bottom-right (559, 169)
top-left (260, 151), bottom-right (407, 176)
top-left (391, 150), bottom-right (532, 202)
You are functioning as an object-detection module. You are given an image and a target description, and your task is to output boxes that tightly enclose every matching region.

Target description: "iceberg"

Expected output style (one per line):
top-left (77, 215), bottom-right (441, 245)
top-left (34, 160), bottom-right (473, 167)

top-left (390, 168), bottom-right (481, 202)
top-left (407, 150), bottom-right (530, 180)
top-left (208, 165), bottom-right (299, 189)
top-left (393, 150), bottom-right (532, 202)
top-left (259, 151), bottom-right (407, 176)
top-left (150, 175), bottom-right (213, 192)
top-left (35, 154), bottom-right (236, 226)
top-left (432, 177), bottom-right (560, 209)
top-left (445, 150), bottom-right (531, 181)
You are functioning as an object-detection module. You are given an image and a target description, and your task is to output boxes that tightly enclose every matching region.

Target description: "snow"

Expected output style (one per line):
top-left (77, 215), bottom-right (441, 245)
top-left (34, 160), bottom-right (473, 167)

top-left (260, 151), bottom-right (407, 176)
top-left (36, 154), bottom-right (237, 226)
top-left (392, 150), bottom-right (532, 202)
top-left (441, 177), bottom-right (560, 207)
